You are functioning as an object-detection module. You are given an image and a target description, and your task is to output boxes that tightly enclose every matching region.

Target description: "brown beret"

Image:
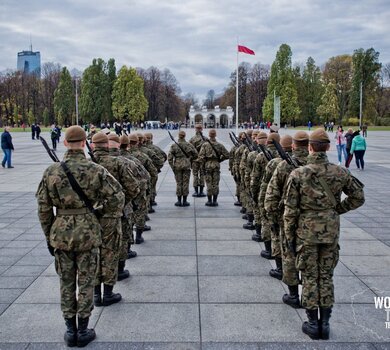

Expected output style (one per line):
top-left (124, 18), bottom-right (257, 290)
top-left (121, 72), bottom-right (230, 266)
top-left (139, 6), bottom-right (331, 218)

top-left (65, 126), bottom-right (86, 142)
top-left (293, 131), bottom-right (309, 142)
top-left (92, 132), bottom-right (108, 144)
top-left (137, 133), bottom-right (144, 140)
top-left (256, 132), bottom-right (267, 140)
top-left (267, 133), bottom-right (281, 144)
top-left (178, 130), bottom-right (186, 138)
top-left (195, 124), bottom-right (203, 130)
top-left (100, 128), bottom-right (111, 135)
top-left (209, 129), bottom-right (217, 137)
top-left (119, 135), bottom-right (129, 145)
top-left (108, 133), bottom-right (120, 143)
top-left (246, 129), bottom-right (253, 136)
top-left (309, 128), bottom-right (330, 144)
top-left (129, 133), bottom-right (138, 142)
top-left (238, 132), bottom-right (245, 138)
top-left (252, 130), bottom-right (260, 136)
top-left (270, 125), bottom-right (280, 133)
top-left (144, 132), bottom-right (152, 140)
top-left (280, 135), bottom-right (293, 149)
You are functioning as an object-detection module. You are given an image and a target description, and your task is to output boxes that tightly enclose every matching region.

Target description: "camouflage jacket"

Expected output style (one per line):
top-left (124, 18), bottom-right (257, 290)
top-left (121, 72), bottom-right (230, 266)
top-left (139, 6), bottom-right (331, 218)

top-left (250, 145), bottom-right (278, 200)
top-left (168, 139), bottom-right (198, 170)
top-left (140, 144), bottom-right (164, 170)
top-left (198, 140), bottom-right (229, 170)
top-left (245, 150), bottom-right (259, 188)
top-left (127, 147), bottom-right (158, 178)
top-left (119, 149), bottom-right (150, 194)
top-left (229, 145), bottom-right (238, 175)
top-left (239, 147), bottom-right (250, 182)
top-left (189, 132), bottom-right (207, 161)
top-left (233, 144), bottom-right (246, 180)
top-left (36, 149), bottom-right (125, 252)
top-left (258, 154), bottom-right (283, 209)
top-left (284, 152), bottom-right (365, 245)
top-left (144, 140), bottom-right (167, 167)
top-left (264, 148), bottom-right (308, 224)
top-left (93, 147), bottom-right (140, 207)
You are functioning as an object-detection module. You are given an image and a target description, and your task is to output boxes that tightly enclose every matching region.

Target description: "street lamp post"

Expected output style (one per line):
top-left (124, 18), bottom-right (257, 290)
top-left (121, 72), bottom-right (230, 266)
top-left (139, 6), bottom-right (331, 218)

top-left (359, 81), bottom-right (363, 128)
top-left (75, 77), bottom-right (79, 126)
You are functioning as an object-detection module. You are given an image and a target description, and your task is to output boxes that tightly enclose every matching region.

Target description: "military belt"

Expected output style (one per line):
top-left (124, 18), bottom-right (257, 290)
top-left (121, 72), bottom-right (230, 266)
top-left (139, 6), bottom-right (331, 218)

top-left (56, 208), bottom-right (89, 215)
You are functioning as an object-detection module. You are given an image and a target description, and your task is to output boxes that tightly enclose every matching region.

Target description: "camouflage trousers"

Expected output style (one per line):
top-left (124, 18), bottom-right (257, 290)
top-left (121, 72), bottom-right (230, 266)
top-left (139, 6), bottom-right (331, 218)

top-left (55, 247), bottom-right (99, 319)
top-left (151, 175), bottom-right (158, 202)
top-left (174, 169), bottom-right (191, 196)
top-left (192, 161), bottom-right (205, 187)
top-left (96, 218), bottom-right (122, 285)
top-left (205, 168), bottom-right (221, 196)
top-left (296, 240), bottom-right (339, 309)
top-left (131, 193), bottom-right (148, 229)
top-left (281, 232), bottom-right (299, 286)
top-left (271, 223), bottom-right (281, 258)
top-left (120, 216), bottom-right (133, 261)
top-left (260, 206), bottom-right (271, 241)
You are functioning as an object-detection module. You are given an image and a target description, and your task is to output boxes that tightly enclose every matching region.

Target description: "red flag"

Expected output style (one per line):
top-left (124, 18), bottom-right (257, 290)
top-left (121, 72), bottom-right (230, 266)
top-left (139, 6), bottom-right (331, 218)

top-left (238, 45), bottom-right (255, 55)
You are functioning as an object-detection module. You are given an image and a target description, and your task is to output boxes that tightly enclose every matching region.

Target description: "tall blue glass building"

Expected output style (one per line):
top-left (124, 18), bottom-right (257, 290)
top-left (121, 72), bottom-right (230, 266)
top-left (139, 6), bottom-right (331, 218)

top-left (17, 48), bottom-right (41, 76)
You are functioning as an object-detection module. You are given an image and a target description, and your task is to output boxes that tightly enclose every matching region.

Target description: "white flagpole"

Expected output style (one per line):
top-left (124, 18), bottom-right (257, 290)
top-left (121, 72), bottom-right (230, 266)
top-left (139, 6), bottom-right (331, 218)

top-left (236, 39), bottom-right (239, 135)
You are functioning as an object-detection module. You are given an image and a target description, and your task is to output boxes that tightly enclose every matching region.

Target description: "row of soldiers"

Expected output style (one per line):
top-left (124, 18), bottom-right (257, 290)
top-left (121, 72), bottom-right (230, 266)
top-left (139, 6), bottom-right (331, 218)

top-left (167, 124), bottom-right (229, 207)
top-left (36, 126), bottom-right (166, 347)
top-left (229, 127), bottom-right (365, 340)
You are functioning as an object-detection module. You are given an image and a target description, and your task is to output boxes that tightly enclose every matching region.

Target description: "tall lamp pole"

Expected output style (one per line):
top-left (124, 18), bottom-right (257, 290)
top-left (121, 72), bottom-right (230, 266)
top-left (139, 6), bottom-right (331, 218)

top-left (75, 77), bottom-right (79, 126)
top-left (359, 81), bottom-right (363, 128)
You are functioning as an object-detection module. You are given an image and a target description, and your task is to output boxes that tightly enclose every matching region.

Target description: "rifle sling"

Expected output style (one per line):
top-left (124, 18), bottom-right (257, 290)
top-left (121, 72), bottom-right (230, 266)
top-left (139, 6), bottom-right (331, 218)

top-left (60, 162), bottom-right (97, 216)
top-left (317, 176), bottom-right (337, 208)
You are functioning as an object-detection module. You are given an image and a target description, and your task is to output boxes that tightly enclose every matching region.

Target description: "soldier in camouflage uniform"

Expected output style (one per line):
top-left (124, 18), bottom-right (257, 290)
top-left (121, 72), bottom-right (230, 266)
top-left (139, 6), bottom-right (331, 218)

top-left (249, 131), bottom-right (267, 240)
top-left (137, 133), bottom-right (164, 211)
top-left (168, 130), bottom-right (198, 206)
top-left (242, 130), bottom-right (259, 230)
top-left (120, 134), bottom-right (152, 246)
top-left (284, 128), bottom-right (365, 340)
top-left (259, 135), bottom-right (293, 279)
top-left (251, 133), bottom-right (279, 248)
top-left (264, 131), bottom-right (309, 308)
top-left (234, 132), bottom-right (249, 213)
top-left (198, 129), bottom-right (230, 206)
top-left (189, 124), bottom-right (207, 197)
top-left (238, 130), bottom-right (253, 215)
top-left (36, 126), bottom-right (125, 347)
top-left (229, 131), bottom-right (244, 206)
top-left (91, 132), bottom-right (140, 307)
top-left (144, 132), bottom-right (167, 205)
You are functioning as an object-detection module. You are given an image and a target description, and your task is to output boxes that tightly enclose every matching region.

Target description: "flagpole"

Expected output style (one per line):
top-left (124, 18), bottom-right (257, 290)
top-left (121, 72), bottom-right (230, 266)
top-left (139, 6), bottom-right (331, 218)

top-left (236, 38), bottom-right (239, 135)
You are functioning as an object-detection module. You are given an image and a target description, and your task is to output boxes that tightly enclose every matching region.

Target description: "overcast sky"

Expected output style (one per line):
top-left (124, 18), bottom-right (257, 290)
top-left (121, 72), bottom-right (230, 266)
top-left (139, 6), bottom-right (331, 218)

top-left (1, 0), bottom-right (389, 101)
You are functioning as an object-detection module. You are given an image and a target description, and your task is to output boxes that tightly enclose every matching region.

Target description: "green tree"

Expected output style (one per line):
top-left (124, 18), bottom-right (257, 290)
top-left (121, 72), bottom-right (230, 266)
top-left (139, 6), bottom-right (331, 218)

top-left (262, 44), bottom-right (300, 125)
top-left (317, 82), bottom-right (339, 123)
top-left (42, 107), bottom-right (50, 126)
top-left (350, 48), bottom-right (381, 124)
top-left (54, 67), bottom-right (74, 125)
top-left (112, 66), bottom-right (148, 123)
top-left (79, 58), bottom-right (112, 125)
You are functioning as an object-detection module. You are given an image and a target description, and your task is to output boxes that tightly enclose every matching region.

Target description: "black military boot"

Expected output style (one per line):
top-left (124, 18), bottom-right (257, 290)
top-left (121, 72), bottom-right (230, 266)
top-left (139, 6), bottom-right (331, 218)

top-left (64, 316), bottom-right (77, 347)
top-left (192, 187), bottom-right (199, 197)
top-left (145, 214), bottom-right (150, 221)
top-left (199, 186), bottom-right (206, 197)
top-left (151, 199), bottom-right (157, 206)
top-left (252, 224), bottom-right (263, 242)
top-left (243, 214), bottom-right (255, 230)
top-left (182, 196), bottom-right (190, 206)
top-left (320, 307), bottom-right (332, 340)
top-left (117, 260), bottom-right (130, 281)
top-left (240, 207), bottom-right (246, 214)
top-left (205, 195), bottom-right (213, 206)
top-left (77, 317), bottom-right (96, 347)
top-left (102, 284), bottom-right (122, 306)
top-left (143, 224), bottom-right (151, 231)
top-left (234, 197), bottom-right (242, 206)
top-left (282, 285), bottom-right (301, 309)
top-left (148, 203), bottom-right (155, 213)
top-left (94, 285), bottom-right (102, 307)
top-left (242, 214), bottom-right (248, 220)
top-left (175, 196), bottom-right (182, 207)
top-left (260, 240), bottom-right (274, 259)
top-left (135, 227), bottom-right (144, 244)
top-left (302, 309), bottom-right (320, 340)
top-left (269, 257), bottom-right (283, 280)
top-left (127, 244), bottom-right (137, 259)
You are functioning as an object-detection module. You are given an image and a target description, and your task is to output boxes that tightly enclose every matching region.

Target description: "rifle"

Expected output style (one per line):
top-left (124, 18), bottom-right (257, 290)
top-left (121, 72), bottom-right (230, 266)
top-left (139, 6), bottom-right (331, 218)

top-left (257, 143), bottom-right (273, 162)
top-left (40, 136), bottom-right (60, 162)
top-left (243, 132), bottom-right (256, 152)
top-left (200, 132), bottom-right (222, 161)
top-left (229, 132), bottom-right (239, 147)
top-left (168, 130), bottom-right (190, 158)
top-left (272, 140), bottom-right (299, 168)
top-left (85, 140), bottom-right (97, 163)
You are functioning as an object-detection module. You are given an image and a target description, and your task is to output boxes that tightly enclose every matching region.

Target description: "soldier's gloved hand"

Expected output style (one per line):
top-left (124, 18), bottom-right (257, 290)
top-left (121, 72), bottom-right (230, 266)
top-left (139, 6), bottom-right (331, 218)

top-left (271, 223), bottom-right (280, 235)
top-left (47, 242), bottom-right (55, 256)
top-left (287, 240), bottom-right (296, 256)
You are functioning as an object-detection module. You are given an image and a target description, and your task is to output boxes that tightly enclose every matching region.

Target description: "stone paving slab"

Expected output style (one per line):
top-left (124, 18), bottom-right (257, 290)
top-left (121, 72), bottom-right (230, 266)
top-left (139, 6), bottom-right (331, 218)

top-left (1, 130), bottom-right (390, 348)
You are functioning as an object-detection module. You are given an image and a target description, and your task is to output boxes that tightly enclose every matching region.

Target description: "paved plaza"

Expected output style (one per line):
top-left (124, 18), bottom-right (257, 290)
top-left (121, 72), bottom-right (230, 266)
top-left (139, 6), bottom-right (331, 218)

top-left (0, 128), bottom-right (390, 349)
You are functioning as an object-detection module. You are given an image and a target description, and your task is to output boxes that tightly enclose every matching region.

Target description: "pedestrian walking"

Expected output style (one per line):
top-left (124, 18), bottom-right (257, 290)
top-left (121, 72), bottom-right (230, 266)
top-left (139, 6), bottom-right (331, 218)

top-left (334, 126), bottom-right (348, 165)
top-left (350, 130), bottom-right (367, 171)
top-left (1, 126), bottom-right (14, 168)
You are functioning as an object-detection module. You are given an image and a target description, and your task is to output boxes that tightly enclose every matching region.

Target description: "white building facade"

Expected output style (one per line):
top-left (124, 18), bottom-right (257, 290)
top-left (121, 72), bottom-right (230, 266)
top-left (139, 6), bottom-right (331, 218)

top-left (188, 106), bottom-right (234, 128)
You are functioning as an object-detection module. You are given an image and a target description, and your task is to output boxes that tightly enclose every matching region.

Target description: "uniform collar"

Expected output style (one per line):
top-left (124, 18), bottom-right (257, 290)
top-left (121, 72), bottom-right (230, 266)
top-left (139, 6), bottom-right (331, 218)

top-left (63, 149), bottom-right (86, 161)
top-left (109, 148), bottom-right (119, 156)
top-left (307, 152), bottom-right (328, 164)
